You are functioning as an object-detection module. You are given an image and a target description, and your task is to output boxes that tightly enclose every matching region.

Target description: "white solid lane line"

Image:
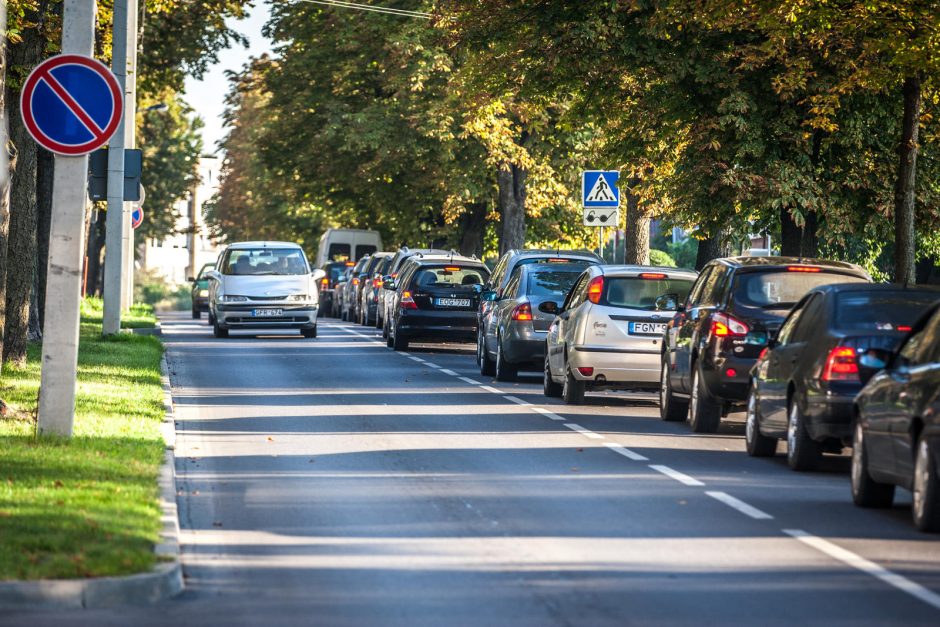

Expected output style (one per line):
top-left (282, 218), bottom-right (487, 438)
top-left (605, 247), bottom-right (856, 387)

top-left (648, 464), bottom-right (705, 487)
top-left (503, 395), bottom-right (530, 406)
top-left (784, 529), bottom-right (940, 611)
top-left (530, 407), bottom-right (566, 421)
top-left (603, 442), bottom-right (648, 462)
top-left (706, 491), bottom-right (773, 520)
top-left (563, 423), bottom-right (605, 440)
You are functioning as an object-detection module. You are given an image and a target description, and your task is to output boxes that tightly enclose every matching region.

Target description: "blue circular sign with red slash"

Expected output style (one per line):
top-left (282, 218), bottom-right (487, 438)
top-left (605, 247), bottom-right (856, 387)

top-left (131, 206), bottom-right (144, 229)
top-left (19, 54), bottom-right (123, 156)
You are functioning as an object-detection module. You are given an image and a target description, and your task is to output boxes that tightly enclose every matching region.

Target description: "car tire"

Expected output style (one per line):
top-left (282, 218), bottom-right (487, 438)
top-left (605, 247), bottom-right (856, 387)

top-left (375, 313), bottom-right (383, 330)
top-left (382, 317), bottom-right (390, 339)
top-left (786, 399), bottom-right (822, 471)
top-left (213, 319), bottom-right (229, 339)
top-left (301, 326), bottom-right (317, 339)
top-left (392, 327), bottom-right (409, 351)
top-left (659, 359), bottom-right (688, 422)
top-left (479, 333), bottom-right (496, 376)
top-left (851, 420), bottom-right (895, 508)
top-left (913, 436), bottom-right (940, 532)
top-left (191, 306), bottom-right (200, 319)
top-left (745, 383), bottom-right (777, 457)
top-left (689, 364), bottom-right (721, 433)
top-left (494, 337), bottom-right (517, 382)
top-left (563, 367), bottom-right (585, 405)
top-left (543, 353), bottom-right (562, 398)
top-left (207, 309), bottom-right (215, 325)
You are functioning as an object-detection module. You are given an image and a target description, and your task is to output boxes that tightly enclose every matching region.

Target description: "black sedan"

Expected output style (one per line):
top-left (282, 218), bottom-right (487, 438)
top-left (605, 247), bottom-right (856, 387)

top-left (746, 283), bottom-right (940, 471)
top-left (386, 256), bottom-right (489, 351)
top-left (852, 301), bottom-right (940, 532)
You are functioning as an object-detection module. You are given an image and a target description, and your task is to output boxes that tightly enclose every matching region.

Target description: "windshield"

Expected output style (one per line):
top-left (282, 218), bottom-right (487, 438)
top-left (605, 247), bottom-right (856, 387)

top-left (526, 270), bottom-right (583, 299)
top-left (836, 291), bottom-right (939, 331)
top-left (605, 277), bottom-right (694, 310)
top-left (413, 266), bottom-right (488, 289)
top-left (733, 271), bottom-right (867, 308)
top-left (221, 248), bottom-right (309, 276)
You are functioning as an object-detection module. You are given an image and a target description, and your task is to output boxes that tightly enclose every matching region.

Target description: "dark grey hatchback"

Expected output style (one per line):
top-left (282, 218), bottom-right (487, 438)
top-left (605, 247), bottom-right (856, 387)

top-left (479, 263), bottom-right (586, 381)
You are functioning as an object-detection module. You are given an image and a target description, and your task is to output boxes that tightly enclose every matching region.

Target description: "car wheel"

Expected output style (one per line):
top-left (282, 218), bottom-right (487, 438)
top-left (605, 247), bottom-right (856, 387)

top-left (786, 399), bottom-right (822, 471)
top-left (562, 367), bottom-right (585, 405)
top-left (745, 382), bottom-right (777, 457)
top-left (212, 318), bottom-right (228, 339)
top-left (301, 326), bottom-right (317, 339)
top-left (382, 317), bottom-right (390, 339)
top-left (659, 359), bottom-right (688, 422)
top-left (689, 364), bottom-right (721, 433)
top-left (479, 332), bottom-right (496, 376)
top-left (543, 353), bottom-right (562, 398)
top-left (475, 330), bottom-right (483, 366)
top-left (913, 436), bottom-right (940, 532)
top-left (392, 327), bottom-right (409, 351)
top-left (851, 420), bottom-right (895, 508)
top-left (191, 306), bottom-right (200, 319)
top-left (375, 313), bottom-right (383, 329)
top-left (494, 336), bottom-right (518, 382)
top-left (207, 309), bottom-right (215, 325)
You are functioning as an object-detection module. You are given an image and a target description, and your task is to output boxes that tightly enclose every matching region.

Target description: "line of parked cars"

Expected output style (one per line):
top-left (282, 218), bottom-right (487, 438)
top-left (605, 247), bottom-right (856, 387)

top-left (320, 243), bottom-right (940, 533)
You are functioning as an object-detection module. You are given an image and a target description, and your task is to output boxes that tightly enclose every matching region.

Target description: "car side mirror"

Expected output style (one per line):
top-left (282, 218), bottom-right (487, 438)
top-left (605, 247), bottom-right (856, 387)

top-left (482, 290), bottom-right (499, 302)
top-left (654, 293), bottom-right (679, 311)
top-left (539, 301), bottom-right (559, 315)
top-left (384, 277), bottom-right (397, 291)
top-left (311, 269), bottom-right (326, 281)
top-left (858, 349), bottom-right (891, 384)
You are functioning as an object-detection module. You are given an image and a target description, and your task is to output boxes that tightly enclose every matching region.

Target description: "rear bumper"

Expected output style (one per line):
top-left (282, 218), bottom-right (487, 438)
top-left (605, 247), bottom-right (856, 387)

top-left (568, 346), bottom-right (660, 385)
top-left (502, 325), bottom-right (548, 364)
top-left (805, 390), bottom-right (858, 443)
top-left (397, 309), bottom-right (477, 341)
top-left (702, 353), bottom-right (753, 404)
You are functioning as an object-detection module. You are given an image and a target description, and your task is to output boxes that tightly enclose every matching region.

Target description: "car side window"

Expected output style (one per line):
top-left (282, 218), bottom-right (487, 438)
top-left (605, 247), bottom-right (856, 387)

top-left (897, 330), bottom-right (926, 368)
top-left (565, 274), bottom-right (589, 311)
top-left (488, 254), bottom-right (509, 290)
top-left (789, 294), bottom-right (822, 343)
top-left (699, 266), bottom-right (727, 307)
top-left (776, 300), bottom-right (808, 346)
top-left (504, 270), bottom-right (522, 299)
top-left (686, 267), bottom-right (713, 307)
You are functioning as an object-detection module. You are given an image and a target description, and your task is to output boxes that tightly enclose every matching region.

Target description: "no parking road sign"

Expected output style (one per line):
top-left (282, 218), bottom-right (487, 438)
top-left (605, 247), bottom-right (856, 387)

top-left (131, 206), bottom-right (144, 230)
top-left (20, 54), bottom-right (123, 156)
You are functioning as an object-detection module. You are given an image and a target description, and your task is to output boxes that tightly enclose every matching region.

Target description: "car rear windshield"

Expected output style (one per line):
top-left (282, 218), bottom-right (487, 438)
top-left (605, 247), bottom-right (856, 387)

top-left (222, 248), bottom-right (309, 276)
top-left (836, 291), bottom-right (940, 331)
top-left (326, 264), bottom-right (347, 281)
top-left (605, 277), bottom-right (694, 310)
top-left (413, 266), bottom-right (488, 289)
top-left (526, 269), bottom-right (583, 299)
top-left (515, 257), bottom-right (593, 272)
top-left (328, 243), bottom-right (351, 262)
top-left (733, 271), bottom-right (867, 309)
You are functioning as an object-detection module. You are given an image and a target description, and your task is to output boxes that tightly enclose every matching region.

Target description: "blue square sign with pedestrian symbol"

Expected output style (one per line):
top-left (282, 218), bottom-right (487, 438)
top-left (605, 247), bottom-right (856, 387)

top-left (582, 170), bottom-right (620, 208)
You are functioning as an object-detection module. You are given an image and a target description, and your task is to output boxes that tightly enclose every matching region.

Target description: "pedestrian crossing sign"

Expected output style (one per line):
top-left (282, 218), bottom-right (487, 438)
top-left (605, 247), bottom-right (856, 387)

top-left (582, 170), bottom-right (620, 208)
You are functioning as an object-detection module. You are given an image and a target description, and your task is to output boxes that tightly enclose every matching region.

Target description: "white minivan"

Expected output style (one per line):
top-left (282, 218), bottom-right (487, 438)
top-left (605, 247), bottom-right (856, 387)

top-left (207, 241), bottom-right (325, 339)
top-left (315, 228), bottom-right (383, 267)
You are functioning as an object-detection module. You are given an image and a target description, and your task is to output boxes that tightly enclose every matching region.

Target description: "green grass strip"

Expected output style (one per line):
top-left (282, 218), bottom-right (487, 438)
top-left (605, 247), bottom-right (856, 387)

top-left (0, 299), bottom-right (166, 580)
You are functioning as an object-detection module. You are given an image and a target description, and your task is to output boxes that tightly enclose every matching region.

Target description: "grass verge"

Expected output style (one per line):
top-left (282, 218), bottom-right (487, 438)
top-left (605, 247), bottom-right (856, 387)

top-left (0, 299), bottom-right (166, 580)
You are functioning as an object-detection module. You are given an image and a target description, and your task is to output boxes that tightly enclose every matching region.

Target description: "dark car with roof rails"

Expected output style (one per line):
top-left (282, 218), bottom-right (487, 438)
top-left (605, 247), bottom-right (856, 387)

top-left (357, 252), bottom-right (393, 326)
top-left (852, 300), bottom-right (940, 532)
top-left (386, 254), bottom-right (490, 351)
top-left (378, 248), bottom-right (453, 336)
top-left (477, 248), bottom-right (602, 370)
top-left (660, 256), bottom-right (872, 433)
top-left (745, 283), bottom-right (940, 470)
top-left (340, 255), bottom-right (371, 321)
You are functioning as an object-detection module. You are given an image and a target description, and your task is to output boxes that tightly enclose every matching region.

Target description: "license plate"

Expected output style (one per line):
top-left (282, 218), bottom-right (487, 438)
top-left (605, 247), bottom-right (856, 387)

top-left (435, 298), bottom-right (471, 308)
top-left (252, 308), bottom-right (284, 317)
top-left (629, 321), bottom-right (666, 336)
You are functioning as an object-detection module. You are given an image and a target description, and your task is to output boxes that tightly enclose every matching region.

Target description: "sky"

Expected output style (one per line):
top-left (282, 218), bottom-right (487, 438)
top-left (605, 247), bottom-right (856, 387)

top-left (183, 1), bottom-right (273, 155)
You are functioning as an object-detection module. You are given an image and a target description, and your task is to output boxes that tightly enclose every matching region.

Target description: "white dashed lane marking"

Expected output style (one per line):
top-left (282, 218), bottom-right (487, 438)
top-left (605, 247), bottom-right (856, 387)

top-left (479, 385), bottom-right (504, 395)
top-left (563, 423), bottom-right (605, 440)
top-left (503, 395), bottom-right (530, 406)
top-left (706, 491), bottom-right (773, 520)
top-left (603, 442), bottom-right (648, 462)
top-left (440, 369), bottom-right (458, 376)
top-left (649, 464), bottom-right (705, 487)
top-left (530, 407), bottom-right (566, 421)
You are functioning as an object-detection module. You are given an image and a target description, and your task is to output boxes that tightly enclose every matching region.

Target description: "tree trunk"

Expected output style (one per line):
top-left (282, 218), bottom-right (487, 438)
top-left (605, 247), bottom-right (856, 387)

top-left (36, 147), bottom-right (53, 330)
top-left (622, 177), bottom-right (649, 264)
top-left (779, 206), bottom-right (802, 257)
top-left (694, 229), bottom-right (732, 271)
top-left (801, 209), bottom-right (818, 258)
top-left (497, 163), bottom-right (526, 254)
top-left (0, 9), bottom-right (10, 364)
top-left (85, 213), bottom-right (107, 296)
top-left (457, 202), bottom-right (487, 258)
top-left (894, 75), bottom-right (921, 284)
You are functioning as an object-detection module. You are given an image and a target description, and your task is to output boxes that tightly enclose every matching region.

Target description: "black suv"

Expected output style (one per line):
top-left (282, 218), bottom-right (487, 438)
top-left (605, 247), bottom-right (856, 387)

top-left (386, 255), bottom-right (490, 351)
top-left (660, 256), bottom-right (871, 432)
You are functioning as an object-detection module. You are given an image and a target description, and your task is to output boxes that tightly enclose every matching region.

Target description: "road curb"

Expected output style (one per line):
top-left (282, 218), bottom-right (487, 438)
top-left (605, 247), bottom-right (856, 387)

top-left (0, 353), bottom-right (183, 609)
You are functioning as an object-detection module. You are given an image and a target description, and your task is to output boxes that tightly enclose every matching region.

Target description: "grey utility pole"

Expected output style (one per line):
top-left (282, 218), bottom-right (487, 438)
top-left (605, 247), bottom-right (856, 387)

top-left (121, 0), bottom-right (139, 311)
top-left (36, 0), bottom-right (97, 436)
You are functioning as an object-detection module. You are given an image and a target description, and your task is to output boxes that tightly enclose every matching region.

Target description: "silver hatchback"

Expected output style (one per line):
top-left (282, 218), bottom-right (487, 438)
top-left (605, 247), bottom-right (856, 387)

top-left (543, 265), bottom-right (697, 404)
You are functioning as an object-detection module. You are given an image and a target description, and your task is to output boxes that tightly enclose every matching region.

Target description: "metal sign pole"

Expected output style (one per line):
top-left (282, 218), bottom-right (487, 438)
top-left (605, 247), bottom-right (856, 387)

top-left (121, 0), bottom-right (138, 310)
top-left (37, 0), bottom-right (97, 436)
top-left (102, 0), bottom-right (129, 334)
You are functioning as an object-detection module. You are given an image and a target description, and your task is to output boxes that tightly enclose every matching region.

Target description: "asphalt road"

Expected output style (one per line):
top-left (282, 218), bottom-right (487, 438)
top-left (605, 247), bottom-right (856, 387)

top-left (6, 313), bottom-right (940, 626)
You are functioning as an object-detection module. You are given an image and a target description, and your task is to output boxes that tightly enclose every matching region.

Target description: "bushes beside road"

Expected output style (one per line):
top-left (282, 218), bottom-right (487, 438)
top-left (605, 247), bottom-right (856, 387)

top-left (0, 299), bottom-right (166, 580)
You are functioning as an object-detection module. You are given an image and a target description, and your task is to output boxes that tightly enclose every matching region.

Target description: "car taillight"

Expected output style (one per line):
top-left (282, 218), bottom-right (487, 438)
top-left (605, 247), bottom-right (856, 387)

top-left (352, 278), bottom-right (360, 286)
top-left (444, 266), bottom-right (460, 271)
top-left (639, 272), bottom-right (667, 279)
top-left (898, 325), bottom-right (912, 332)
top-left (321, 278), bottom-right (329, 287)
top-left (786, 266), bottom-right (821, 273)
top-left (711, 312), bottom-right (748, 337)
top-left (373, 278), bottom-right (382, 288)
top-left (511, 301), bottom-right (533, 321)
top-left (822, 346), bottom-right (860, 382)
top-left (758, 347), bottom-right (769, 360)
top-left (587, 276), bottom-right (604, 304)
top-left (400, 291), bottom-right (417, 310)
